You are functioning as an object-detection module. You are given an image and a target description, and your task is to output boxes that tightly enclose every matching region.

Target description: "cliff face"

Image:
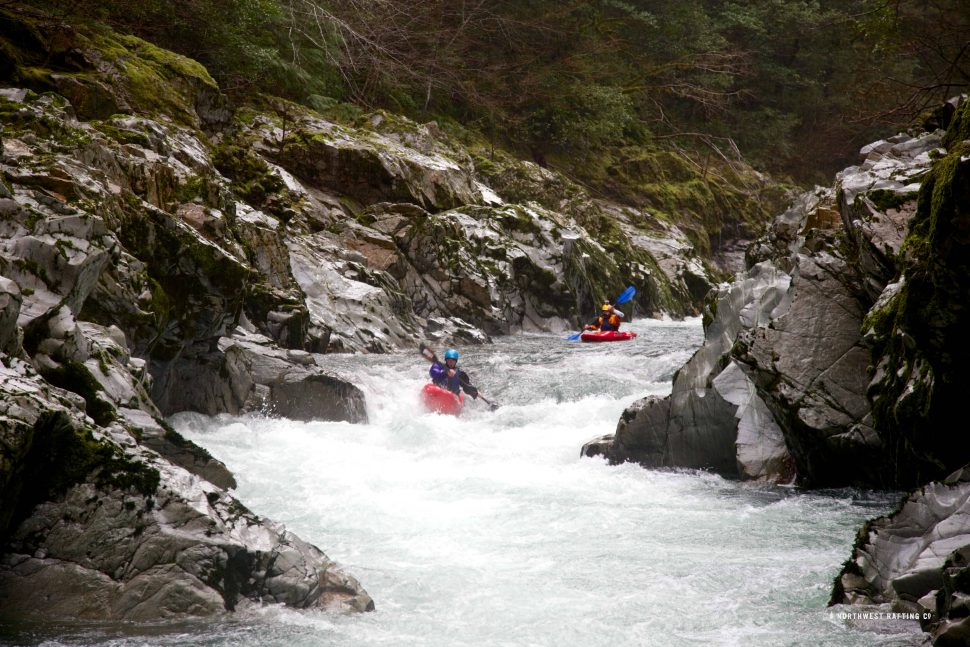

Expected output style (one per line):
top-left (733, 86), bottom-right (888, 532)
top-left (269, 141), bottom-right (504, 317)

top-left (0, 8), bottom-right (779, 624)
top-left (580, 95), bottom-right (970, 645)
top-left (583, 111), bottom-right (960, 488)
top-left (830, 104), bottom-right (970, 644)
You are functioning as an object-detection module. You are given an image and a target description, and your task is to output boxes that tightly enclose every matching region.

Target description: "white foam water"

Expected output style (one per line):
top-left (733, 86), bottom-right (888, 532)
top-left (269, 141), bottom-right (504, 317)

top-left (19, 319), bottom-right (923, 646)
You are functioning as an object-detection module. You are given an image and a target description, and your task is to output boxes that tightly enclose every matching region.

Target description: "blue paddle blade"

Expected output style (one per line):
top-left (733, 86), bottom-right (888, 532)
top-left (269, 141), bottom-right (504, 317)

top-left (615, 285), bottom-right (636, 305)
top-left (564, 331), bottom-right (583, 341)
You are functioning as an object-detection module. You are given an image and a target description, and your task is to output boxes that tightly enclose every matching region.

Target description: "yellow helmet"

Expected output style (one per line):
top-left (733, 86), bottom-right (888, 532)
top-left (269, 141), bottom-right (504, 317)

top-left (601, 303), bottom-right (611, 311)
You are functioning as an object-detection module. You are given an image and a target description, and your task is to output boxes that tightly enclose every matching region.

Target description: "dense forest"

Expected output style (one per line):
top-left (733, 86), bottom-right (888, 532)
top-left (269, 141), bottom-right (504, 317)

top-left (15, 0), bottom-right (970, 186)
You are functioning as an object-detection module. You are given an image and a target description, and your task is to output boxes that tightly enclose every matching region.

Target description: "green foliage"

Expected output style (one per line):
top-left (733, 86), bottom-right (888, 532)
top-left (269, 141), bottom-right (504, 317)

top-left (8, 0), bottom-right (967, 190)
top-left (22, 0), bottom-right (346, 104)
top-left (523, 83), bottom-right (635, 160)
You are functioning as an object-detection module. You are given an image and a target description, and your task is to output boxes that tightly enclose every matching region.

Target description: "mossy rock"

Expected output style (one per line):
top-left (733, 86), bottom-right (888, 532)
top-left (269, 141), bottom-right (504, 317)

top-left (1, 9), bottom-right (225, 127)
top-left (40, 360), bottom-right (116, 426)
top-left (211, 131), bottom-right (292, 218)
top-left (942, 100), bottom-right (970, 150)
top-left (868, 144), bottom-right (970, 485)
top-left (7, 409), bottom-right (160, 541)
top-left (114, 205), bottom-right (251, 361)
top-left (863, 188), bottom-right (919, 214)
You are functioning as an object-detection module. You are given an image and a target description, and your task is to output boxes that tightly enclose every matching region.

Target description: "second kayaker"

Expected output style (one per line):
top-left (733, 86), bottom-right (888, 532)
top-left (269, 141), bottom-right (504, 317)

top-left (585, 302), bottom-right (625, 332)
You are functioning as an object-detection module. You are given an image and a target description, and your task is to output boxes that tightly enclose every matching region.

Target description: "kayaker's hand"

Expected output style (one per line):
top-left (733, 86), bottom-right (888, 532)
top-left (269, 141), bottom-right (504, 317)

top-left (448, 369), bottom-right (456, 377)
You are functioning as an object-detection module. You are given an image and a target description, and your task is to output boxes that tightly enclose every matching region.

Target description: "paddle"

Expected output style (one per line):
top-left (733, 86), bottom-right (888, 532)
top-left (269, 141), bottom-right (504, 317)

top-left (564, 285), bottom-right (637, 341)
top-left (419, 343), bottom-right (500, 411)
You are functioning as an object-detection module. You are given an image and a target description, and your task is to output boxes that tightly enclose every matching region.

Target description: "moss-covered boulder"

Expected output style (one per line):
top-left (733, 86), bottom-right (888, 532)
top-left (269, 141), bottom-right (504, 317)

top-left (0, 9), bottom-right (228, 129)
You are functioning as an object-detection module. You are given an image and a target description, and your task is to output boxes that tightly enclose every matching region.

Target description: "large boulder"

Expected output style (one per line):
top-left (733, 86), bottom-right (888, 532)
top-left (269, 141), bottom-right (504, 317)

top-left (583, 259), bottom-right (795, 482)
top-left (156, 330), bottom-right (368, 423)
top-left (0, 391), bottom-right (371, 620)
top-left (732, 248), bottom-right (882, 487)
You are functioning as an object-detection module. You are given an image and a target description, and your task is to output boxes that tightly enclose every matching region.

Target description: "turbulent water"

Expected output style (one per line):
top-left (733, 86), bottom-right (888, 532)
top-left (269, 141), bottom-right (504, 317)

top-left (14, 319), bottom-right (924, 646)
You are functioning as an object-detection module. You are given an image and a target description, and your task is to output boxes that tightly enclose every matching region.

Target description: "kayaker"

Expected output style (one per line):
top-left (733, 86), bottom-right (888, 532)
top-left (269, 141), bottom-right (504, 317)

top-left (429, 348), bottom-right (480, 399)
top-left (585, 302), bottom-right (625, 332)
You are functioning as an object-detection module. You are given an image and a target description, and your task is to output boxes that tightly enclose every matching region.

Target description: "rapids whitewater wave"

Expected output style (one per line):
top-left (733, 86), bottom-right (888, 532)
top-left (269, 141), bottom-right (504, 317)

top-left (14, 319), bottom-right (922, 646)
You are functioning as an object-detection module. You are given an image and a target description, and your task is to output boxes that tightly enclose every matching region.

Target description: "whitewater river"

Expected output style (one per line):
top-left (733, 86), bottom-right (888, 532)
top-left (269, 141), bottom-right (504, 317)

top-left (21, 318), bottom-right (924, 646)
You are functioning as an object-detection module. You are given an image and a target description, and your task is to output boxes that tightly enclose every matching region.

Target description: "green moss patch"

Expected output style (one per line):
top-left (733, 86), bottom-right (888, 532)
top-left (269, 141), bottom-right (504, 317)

top-left (867, 143), bottom-right (970, 485)
top-left (7, 410), bottom-right (160, 540)
top-left (865, 188), bottom-right (918, 213)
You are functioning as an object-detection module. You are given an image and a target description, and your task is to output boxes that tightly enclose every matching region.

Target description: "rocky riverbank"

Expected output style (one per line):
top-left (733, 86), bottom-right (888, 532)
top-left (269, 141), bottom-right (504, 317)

top-left (583, 94), bottom-right (970, 645)
top-left (0, 7), bottom-right (780, 624)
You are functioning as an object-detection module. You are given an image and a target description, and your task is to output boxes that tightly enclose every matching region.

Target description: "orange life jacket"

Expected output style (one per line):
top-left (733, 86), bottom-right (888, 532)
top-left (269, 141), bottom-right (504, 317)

top-left (595, 313), bottom-right (621, 331)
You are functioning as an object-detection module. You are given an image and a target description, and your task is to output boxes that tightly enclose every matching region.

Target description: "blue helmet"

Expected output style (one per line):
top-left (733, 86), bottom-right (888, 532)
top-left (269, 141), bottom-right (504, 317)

top-left (444, 348), bottom-right (459, 361)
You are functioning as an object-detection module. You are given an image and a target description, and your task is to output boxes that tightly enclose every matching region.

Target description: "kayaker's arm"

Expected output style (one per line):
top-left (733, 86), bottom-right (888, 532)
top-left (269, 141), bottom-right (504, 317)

top-left (429, 361), bottom-right (447, 381)
top-left (457, 370), bottom-right (479, 399)
top-left (457, 373), bottom-right (500, 410)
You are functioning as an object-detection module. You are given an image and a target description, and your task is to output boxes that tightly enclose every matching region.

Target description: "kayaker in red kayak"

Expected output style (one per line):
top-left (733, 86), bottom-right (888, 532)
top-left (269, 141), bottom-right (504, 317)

top-left (584, 302), bottom-right (625, 332)
top-left (420, 344), bottom-right (500, 410)
top-left (429, 348), bottom-right (480, 399)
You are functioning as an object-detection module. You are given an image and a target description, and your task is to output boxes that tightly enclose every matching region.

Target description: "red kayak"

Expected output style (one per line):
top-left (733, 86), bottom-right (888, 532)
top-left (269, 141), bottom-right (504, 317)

top-left (580, 330), bottom-right (638, 343)
top-left (421, 383), bottom-right (464, 415)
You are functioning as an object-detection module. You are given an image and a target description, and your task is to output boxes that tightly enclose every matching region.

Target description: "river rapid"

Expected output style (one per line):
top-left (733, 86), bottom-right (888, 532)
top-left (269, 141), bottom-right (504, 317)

top-left (17, 318), bottom-right (924, 646)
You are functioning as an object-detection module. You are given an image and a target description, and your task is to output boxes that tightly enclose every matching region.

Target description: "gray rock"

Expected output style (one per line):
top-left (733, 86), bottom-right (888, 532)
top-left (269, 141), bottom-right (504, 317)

top-left (837, 131), bottom-right (939, 299)
top-left (1, 342), bottom-right (370, 621)
top-left (585, 260), bottom-right (795, 482)
top-left (733, 251), bottom-right (882, 487)
top-left (831, 467), bottom-right (970, 643)
top-left (287, 230), bottom-right (423, 353)
top-left (0, 276), bottom-right (22, 355)
top-left (713, 361), bottom-right (792, 481)
top-left (119, 407), bottom-right (236, 490)
top-left (253, 112), bottom-right (482, 212)
top-left (0, 445), bottom-right (372, 621)
top-left (155, 330), bottom-right (368, 423)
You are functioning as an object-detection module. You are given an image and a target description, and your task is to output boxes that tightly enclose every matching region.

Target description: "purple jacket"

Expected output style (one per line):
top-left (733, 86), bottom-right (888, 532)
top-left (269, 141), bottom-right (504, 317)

top-left (430, 362), bottom-right (478, 398)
